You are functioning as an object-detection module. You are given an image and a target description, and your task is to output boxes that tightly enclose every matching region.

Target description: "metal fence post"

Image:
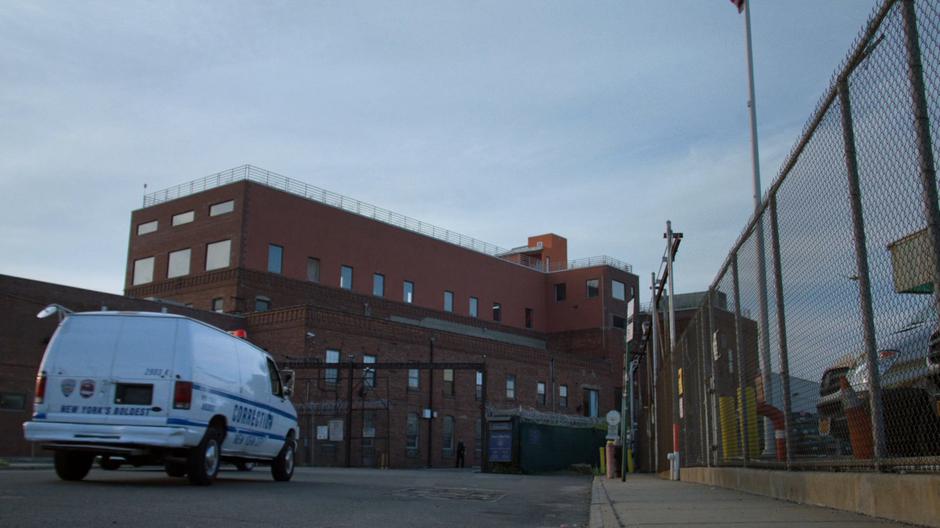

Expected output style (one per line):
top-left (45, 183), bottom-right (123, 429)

top-left (768, 195), bottom-right (794, 467)
top-left (838, 77), bottom-right (886, 465)
top-left (699, 308), bottom-right (711, 467)
top-left (706, 289), bottom-right (718, 465)
top-left (901, 0), bottom-right (940, 318)
top-left (731, 255), bottom-right (749, 466)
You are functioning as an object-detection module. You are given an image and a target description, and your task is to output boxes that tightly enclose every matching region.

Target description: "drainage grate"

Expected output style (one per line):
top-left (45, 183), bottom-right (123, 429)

top-left (394, 487), bottom-right (506, 502)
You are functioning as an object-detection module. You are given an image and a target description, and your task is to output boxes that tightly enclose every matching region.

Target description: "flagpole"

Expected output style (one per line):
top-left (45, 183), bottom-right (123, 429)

top-left (744, 0), bottom-right (761, 203)
top-left (742, 0), bottom-right (776, 458)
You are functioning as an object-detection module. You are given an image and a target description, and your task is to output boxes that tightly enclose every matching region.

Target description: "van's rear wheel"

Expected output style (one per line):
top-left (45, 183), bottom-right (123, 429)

top-left (187, 427), bottom-right (223, 486)
top-left (271, 436), bottom-right (295, 482)
top-left (54, 451), bottom-right (94, 481)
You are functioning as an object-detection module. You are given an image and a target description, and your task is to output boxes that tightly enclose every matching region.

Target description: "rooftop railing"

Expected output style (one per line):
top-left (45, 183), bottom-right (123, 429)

top-left (143, 164), bottom-right (632, 274)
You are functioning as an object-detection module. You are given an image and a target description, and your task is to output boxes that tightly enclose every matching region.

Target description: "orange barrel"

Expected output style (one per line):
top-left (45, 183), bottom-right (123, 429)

top-left (840, 377), bottom-right (874, 459)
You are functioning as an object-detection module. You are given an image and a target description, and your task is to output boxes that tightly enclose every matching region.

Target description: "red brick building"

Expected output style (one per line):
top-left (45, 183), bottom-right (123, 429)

top-left (5, 165), bottom-right (640, 469)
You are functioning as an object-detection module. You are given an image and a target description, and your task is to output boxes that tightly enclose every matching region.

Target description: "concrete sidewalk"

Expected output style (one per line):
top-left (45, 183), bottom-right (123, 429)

top-left (590, 474), bottom-right (911, 528)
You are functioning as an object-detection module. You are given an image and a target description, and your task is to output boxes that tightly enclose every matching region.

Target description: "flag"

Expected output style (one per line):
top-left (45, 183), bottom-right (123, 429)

top-left (730, 0), bottom-right (745, 13)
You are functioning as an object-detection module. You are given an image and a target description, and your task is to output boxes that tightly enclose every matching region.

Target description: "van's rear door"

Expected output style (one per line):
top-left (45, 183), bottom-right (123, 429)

top-left (42, 315), bottom-right (121, 424)
top-left (108, 316), bottom-right (179, 426)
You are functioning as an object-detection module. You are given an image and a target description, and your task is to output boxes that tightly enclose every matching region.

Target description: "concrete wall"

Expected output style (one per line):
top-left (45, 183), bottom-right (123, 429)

top-left (681, 466), bottom-right (940, 527)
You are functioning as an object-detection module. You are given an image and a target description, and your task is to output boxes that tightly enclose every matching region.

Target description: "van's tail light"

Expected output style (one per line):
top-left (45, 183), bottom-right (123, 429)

top-left (34, 372), bottom-right (47, 405)
top-left (173, 381), bottom-right (193, 410)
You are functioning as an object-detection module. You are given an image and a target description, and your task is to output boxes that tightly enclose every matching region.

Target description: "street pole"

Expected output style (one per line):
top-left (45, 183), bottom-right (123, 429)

top-left (666, 221), bottom-right (679, 476)
top-left (742, 0), bottom-right (775, 457)
top-left (650, 272), bottom-right (660, 473)
top-left (620, 293), bottom-right (632, 480)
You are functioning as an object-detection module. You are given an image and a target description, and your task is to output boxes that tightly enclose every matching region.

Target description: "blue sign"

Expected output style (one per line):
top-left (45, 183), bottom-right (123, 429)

top-left (489, 430), bottom-right (512, 462)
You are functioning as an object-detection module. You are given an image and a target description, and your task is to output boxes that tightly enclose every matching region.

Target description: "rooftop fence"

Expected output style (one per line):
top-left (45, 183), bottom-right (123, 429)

top-left (143, 164), bottom-right (632, 274)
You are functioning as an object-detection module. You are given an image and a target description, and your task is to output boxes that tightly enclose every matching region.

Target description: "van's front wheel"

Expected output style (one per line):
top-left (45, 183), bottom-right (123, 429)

top-left (54, 451), bottom-right (94, 481)
top-left (187, 427), bottom-right (223, 486)
top-left (271, 436), bottom-right (295, 482)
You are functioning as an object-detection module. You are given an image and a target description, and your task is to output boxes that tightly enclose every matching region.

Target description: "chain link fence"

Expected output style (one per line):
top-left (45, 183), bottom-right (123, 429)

top-left (671, 0), bottom-right (940, 472)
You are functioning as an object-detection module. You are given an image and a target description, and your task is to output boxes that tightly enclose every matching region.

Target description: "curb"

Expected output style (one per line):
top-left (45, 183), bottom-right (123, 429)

top-left (588, 477), bottom-right (620, 528)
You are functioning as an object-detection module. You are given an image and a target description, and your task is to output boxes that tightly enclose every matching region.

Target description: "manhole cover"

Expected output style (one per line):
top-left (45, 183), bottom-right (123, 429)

top-left (394, 487), bottom-right (506, 502)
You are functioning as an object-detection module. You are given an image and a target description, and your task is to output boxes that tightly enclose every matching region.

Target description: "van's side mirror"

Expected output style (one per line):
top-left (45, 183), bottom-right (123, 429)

top-left (281, 369), bottom-right (295, 398)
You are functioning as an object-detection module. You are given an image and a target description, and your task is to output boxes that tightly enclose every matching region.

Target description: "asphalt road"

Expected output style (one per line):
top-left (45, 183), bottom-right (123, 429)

top-left (0, 466), bottom-right (591, 527)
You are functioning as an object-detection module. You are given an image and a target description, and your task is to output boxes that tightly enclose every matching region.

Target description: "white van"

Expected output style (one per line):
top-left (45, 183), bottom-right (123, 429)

top-left (22, 308), bottom-right (299, 485)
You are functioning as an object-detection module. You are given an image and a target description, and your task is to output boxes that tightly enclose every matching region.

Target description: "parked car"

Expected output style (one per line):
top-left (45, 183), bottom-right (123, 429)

top-left (23, 307), bottom-right (299, 485)
top-left (816, 305), bottom-right (940, 456)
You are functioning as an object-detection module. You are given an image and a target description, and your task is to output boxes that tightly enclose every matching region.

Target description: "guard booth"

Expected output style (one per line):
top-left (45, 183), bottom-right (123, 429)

top-left (485, 416), bottom-right (517, 471)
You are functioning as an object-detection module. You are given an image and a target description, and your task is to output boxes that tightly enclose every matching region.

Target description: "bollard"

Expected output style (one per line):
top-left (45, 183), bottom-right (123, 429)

top-left (606, 441), bottom-right (616, 479)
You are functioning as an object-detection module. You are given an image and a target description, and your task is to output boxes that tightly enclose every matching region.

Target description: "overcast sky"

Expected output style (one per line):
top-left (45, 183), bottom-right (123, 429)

top-left (0, 0), bottom-right (880, 298)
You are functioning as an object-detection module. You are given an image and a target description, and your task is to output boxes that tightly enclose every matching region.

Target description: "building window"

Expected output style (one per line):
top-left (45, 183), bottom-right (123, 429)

top-left (172, 210), bottom-right (194, 226)
top-left (205, 239), bottom-right (231, 271)
top-left (492, 302), bottom-right (501, 322)
top-left (340, 265), bottom-right (353, 290)
top-left (537, 382), bottom-right (546, 405)
top-left (209, 200), bottom-right (234, 216)
top-left (443, 369), bottom-right (454, 396)
top-left (403, 281), bottom-right (414, 303)
top-left (586, 279), bottom-right (600, 298)
top-left (525, 308), bottom-right (533, 329)
top-left (559, 385), bottom-right (568, 408)
top-left (136, 220), bottom-right (158, 236)
top-left (0, 392), bottom-right (26, 410)
top-left (506, 374), bottom-right (516, 400)
top-left (612, 315), bottom-right (627, 330)
top-left (254, 296), bottom-right (271, 312)
top-left (211, 297), bottom-right (224, 313)
top-left (443, 291), bottom-right (454, 312)
top-left (406, 413), bottom-right (419, 451)
top-left (612, 280), bottom-right (626, 301)
top-left (408, 368), bottom-right (420, 390)
top-left (372, 274), bottom-right (385, 297)
top-left (132, 256), bottom-right (154, 286)
top-left (362, 410), bottom-right (376, 439)
top-left (268, 244), bottom-right (283, 274)
top-left (469, 297), bottom-right (478, 318)
top-left (325, 350), bottom-right (340, 384)
top-left (363, 355), bottom-right (376, 388)
top-left (442, 416), bottom-right (455, 455)
top-left (167, 248), bottom-right (191, 278)
top-left (475, 370), bottom-right (483, 401)
top-left (554, 283), bottom-right (566, 301)
top-left (307, 258), bottom-right (320, 282)
top-left (583, 388), bottom-right (599, 417)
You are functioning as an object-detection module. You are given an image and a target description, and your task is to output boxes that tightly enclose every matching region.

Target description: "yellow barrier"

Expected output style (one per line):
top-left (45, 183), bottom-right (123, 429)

top-left (599, 446), bottom-right (606, 475)
top-left (719, 396), bottom-right (739, 459)
top-left (738, 386), bottom-right (760, 459)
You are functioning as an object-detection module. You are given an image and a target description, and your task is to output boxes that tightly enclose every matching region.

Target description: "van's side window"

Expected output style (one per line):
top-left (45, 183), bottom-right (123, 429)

top-left (266, 358), bottom-right (283, 397)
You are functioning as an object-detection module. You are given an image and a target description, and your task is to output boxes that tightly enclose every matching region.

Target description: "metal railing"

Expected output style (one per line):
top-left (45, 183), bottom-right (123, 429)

top-left (143, 164), bottom-right (632, 274)
top-left (661, 0), bottom-right (940, 473)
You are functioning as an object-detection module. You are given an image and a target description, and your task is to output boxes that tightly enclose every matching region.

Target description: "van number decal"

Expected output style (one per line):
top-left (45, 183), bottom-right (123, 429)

top-left (232, 404), bottom-right (273, 430)
top-left (144, 368), bottom-right (169, 377)
top-left (232, 433), bottom-right (265, 447)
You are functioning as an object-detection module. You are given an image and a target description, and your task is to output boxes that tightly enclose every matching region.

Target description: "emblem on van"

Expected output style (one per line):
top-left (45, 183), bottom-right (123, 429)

top-left (61, 379), bottom-right (76, 397)
top-left (79, 380), bottom-right (95, 399)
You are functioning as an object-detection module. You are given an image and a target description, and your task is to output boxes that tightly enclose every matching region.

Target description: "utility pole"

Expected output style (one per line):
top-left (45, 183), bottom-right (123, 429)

top-left (666, 221), bottom-right (680, 478)
top-left (620, 290), bottom-right (633, 481)
top-left (650, 272), bottom-right (660, 473)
